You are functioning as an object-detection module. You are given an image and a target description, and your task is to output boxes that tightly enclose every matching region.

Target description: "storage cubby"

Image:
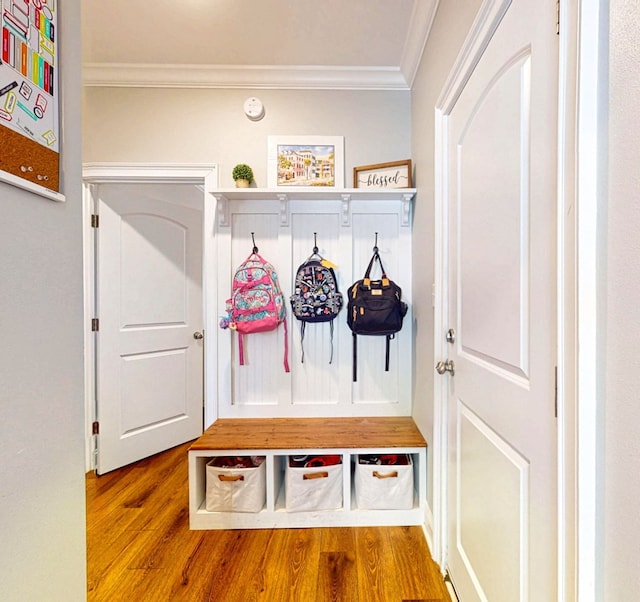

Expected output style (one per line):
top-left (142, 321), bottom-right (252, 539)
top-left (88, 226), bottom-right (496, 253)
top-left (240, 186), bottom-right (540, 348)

top-left (188, 417), bottom-right (427, 529)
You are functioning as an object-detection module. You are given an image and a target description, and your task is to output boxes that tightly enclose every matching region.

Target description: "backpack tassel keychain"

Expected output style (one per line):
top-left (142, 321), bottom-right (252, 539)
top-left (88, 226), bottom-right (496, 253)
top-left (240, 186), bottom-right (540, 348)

top-left (290, 233), bottom-right (343, 364)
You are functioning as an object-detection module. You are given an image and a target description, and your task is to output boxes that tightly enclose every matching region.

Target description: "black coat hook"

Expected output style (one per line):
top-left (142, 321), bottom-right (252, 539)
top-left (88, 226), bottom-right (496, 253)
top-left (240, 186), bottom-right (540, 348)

top-left (373, 232), bottom-right (379, 254)
top-left (251, 232), bottom-right (258, 254)
top-left (313, 232), bottom-right (318, 255)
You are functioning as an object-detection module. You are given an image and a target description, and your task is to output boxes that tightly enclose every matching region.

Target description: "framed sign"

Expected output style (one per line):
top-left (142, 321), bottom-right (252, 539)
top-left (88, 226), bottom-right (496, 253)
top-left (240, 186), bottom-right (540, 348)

top-left (0, 0), bottom-right (61, 200)
top-left (268, 135), bottom-right (344, 189)
top-left (353, 159), bottom-right (412, 189)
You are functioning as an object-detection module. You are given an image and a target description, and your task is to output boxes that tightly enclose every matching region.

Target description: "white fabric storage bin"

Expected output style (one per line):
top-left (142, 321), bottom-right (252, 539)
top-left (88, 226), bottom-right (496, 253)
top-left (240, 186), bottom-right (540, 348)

top-left (205, 457), bottom-right (266, 513)
top-left (285, 458), bottom-right (343, 512)
top-left (354, 455), bottom-right (414, 510)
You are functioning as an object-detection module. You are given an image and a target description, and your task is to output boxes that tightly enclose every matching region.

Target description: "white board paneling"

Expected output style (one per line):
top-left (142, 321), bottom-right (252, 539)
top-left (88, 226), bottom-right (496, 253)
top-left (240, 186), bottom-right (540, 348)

top-left (351, 207), bottom-right (411, 411)
top-left (290, 211), bottom-right (343, 405)
top-left (230, 210), bottom-right (286, 407)
top-left (210, 191), bottom-right (414, 418)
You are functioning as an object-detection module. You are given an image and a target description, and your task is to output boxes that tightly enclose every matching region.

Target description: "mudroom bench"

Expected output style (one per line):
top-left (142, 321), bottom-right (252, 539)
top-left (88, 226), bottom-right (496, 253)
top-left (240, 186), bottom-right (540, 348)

top-left (188, 417), bottom-right (427, 530)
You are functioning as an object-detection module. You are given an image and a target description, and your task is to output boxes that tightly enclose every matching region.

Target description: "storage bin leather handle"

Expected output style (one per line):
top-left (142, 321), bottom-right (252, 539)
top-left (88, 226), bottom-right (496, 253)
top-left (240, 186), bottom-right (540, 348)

top-left (218, 474), bottom-right (245, 482)
top-left (303, 471), bottom-right (329, 480)
top-left (373, 470), bottom-right (398, 479)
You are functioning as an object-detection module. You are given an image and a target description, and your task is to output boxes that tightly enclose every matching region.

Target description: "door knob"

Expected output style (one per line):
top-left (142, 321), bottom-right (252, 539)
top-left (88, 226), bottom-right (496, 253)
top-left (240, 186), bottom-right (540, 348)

top-left (193, 331), bottom-right (204, 340)
top-left (435, 359), bottom-right (455, 376)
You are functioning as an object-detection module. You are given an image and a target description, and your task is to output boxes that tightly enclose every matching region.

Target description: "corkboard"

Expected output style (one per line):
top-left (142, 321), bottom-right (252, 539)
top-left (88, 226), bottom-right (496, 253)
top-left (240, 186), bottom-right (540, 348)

top-left (0, 123), bottom-right (59, 193)
top-left (1, 0), bottom-right (60, 196)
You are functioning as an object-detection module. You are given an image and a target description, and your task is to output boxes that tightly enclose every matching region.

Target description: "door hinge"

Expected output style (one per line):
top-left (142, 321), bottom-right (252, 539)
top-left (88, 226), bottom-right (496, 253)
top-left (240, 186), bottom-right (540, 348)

top-left (91, 214), bottom-right (99, 228)
top-left (556, 0), bottom-right (560, 35)
top-left (91, 318), bottom-right (99, 332)
top-left (554, 365), bottom-right (558, 418)
top-left (92, 421), bottom-right (100, 435)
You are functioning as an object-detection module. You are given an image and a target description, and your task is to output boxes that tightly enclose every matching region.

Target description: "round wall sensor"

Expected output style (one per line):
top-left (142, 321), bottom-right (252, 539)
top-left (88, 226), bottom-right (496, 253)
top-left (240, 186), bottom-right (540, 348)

top-left (244, 97), bottom-right (265, 121)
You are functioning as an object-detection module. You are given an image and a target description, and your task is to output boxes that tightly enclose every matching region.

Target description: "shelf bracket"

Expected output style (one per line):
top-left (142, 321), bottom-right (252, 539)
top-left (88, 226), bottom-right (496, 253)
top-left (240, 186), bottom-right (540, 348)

top-left (341, 193), bottom-right (351, 226)
top-left (212, 193), bottom-right (229, 227)
top-left (401, 193), bottom-right (413, 227)
top-left (277, 193), bottom-right (289, 226)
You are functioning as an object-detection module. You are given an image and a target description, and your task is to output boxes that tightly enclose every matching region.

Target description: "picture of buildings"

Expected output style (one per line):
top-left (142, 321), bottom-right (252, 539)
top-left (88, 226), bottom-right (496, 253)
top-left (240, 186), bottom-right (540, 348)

top-left (277, 144), bottom-right (335, 186)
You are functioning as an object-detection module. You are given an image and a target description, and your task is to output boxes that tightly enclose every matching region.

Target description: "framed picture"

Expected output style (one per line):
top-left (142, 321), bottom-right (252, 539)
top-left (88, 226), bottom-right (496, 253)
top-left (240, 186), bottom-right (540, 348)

top-left (353, 160), bottom-right (413, 189)
top-left (268, 136), bottom-right (344, 188)
top-left (0, 0), bottom-right (62, 201)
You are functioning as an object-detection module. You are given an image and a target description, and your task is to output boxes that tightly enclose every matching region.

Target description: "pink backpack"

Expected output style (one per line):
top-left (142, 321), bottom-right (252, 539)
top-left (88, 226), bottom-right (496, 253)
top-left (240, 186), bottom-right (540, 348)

top-left (221, 252), bottom-right (289, 372)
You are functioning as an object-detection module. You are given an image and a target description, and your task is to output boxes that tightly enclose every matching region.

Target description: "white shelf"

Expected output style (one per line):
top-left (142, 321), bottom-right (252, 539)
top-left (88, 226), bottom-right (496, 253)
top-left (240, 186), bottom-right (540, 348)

top-left (208, 186), bottom-right (415, 227)
top-left (207, 187), bottom-right (416, 201)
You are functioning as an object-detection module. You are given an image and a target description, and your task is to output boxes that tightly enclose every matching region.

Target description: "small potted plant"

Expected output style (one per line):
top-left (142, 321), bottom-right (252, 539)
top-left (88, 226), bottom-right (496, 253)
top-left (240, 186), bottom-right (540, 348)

top-left (232, 164), bottom-right (254, 188)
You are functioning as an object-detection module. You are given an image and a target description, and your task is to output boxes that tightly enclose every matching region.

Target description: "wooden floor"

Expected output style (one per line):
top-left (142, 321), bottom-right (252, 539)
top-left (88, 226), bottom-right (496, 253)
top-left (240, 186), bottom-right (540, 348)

top-left (87, 441), bottom-right (450, 602)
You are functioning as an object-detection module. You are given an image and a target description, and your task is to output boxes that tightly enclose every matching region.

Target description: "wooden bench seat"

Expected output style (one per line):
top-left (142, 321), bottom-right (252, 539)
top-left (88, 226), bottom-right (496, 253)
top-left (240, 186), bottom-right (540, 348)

top-left (190, 416), bottom-right (427, 451)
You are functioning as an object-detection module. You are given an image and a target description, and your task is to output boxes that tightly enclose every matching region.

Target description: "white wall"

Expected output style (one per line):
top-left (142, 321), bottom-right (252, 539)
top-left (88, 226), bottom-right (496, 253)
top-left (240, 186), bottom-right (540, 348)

top-left (0, 1), bottom-right (86, 600)
top-left (82, 88), bottom-right (411, 187)
top-left (604, 0), bottom-right (640, 597)
top-left (410, 0), bottom-right (483, 514)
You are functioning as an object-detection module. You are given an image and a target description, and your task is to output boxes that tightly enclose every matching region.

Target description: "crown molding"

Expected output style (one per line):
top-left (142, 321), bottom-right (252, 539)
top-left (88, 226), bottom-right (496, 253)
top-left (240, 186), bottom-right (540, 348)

top-left (82, 63), bottom-right (410, 91)
top-left (400, 0), bottom-right (440, 87)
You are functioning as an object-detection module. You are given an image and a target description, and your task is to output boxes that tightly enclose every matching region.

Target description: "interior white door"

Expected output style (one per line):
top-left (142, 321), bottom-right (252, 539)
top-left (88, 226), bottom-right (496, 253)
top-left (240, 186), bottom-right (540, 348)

top-left (96, 183), bottom-right (203, 474)
top-left (444, 1), bottom-right (558, 600)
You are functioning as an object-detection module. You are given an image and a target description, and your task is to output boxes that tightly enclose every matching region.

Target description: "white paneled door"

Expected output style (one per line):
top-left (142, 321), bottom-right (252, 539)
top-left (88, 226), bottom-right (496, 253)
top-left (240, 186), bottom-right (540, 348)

top-left (96, 183), bottom-right (203, 474)
top-left (443, 1), bottom-right (558, 600)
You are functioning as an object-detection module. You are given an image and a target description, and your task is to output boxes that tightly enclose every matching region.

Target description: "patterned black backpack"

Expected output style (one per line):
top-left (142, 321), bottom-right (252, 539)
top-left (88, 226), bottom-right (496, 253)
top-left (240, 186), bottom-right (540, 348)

top-left (290, 240), bottom-right (343, 363)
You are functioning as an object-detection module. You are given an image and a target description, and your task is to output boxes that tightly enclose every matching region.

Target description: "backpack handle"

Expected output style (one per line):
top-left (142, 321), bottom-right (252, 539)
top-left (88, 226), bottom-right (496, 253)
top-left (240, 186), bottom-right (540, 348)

top-left (363, 251), bottom-right (390, 287)
top-left (245, 251), bottom-right (267, 265)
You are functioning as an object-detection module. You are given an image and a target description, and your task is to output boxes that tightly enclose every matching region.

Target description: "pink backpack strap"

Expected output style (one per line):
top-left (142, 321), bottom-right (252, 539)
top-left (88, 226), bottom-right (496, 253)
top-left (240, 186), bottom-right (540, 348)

top-left (283, 318), bottom-right (290, 373)
top-left (239, 328), bottom-right (288, 372)
top-left (238, 333), bottom-right (245, 366)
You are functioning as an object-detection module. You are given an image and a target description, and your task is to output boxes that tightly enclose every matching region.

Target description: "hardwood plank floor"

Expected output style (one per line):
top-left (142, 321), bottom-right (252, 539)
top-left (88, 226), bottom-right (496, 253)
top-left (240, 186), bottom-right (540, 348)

top-left (87, 441), bottom-right (450, 602)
